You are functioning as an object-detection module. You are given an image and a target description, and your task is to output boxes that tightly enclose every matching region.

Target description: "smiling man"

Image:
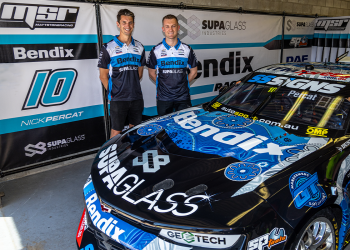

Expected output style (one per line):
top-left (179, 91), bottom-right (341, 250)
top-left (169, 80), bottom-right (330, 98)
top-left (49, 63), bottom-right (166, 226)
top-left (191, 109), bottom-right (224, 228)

top-left (98, 9), bottom-right (145, 138)
top-left (147, 14), bottom-right (198, 116)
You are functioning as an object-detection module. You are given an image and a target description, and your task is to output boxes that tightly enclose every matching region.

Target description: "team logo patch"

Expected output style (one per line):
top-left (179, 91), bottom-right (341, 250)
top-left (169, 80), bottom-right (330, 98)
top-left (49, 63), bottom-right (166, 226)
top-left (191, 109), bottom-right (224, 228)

top-left (225, 162), bottom-right (262, 181)
top-left (115, 46), bottom-right (122, 54)
top-left (133, 47), bottom-right (139, 53)
top-left (212, 115), bottom-right (254, 129)
top-left (289, 171), bottom-right (327, 209)
top-left (248, 228), bottom-right (287, 250)
top-left (178, 49), bottom-right (185, 55)
top-left (137, 124), bottom-right (163, 136)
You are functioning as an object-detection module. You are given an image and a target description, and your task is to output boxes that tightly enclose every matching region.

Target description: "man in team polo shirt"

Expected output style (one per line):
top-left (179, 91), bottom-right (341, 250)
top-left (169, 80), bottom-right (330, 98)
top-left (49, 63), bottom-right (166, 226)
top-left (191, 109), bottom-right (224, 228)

top-left (98, 9), bottom-right (145, 138)
top-left (147, 14), bottom-right (198, 116)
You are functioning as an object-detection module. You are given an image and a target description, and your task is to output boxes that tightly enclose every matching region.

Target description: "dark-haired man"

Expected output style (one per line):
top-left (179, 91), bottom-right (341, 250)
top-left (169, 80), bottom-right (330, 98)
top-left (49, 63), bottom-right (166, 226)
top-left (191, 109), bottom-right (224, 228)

top-left (147, 14), bottom-right (198, 116)
top-left (98, 9), bottom-right (145, 138)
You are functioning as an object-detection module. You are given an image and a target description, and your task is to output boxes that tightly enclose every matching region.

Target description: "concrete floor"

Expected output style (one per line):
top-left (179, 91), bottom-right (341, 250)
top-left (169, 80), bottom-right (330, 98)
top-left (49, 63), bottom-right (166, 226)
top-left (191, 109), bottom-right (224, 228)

top-left (0, 157), bottom-right (349, 250)
top-left (0, 158), bottom-right (93, 250)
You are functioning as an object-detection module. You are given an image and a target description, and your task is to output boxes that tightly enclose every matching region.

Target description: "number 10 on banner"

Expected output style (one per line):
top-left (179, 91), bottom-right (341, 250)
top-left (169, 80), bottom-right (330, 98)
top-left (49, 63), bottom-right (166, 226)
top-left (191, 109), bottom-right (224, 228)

top-left (22, 68), bottom-right (78, 110)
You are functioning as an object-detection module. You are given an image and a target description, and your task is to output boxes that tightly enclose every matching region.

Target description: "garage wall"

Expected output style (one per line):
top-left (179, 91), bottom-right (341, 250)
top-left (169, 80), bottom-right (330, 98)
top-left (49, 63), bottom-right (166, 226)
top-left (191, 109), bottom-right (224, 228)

top-left (110, 0), bottom-right (350, 17)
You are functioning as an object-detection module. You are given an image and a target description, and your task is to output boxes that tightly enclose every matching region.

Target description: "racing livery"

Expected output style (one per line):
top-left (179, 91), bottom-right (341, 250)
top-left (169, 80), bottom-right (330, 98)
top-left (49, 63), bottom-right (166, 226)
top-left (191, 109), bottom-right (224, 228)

top-left (77, 62), bottom-right (350, 250)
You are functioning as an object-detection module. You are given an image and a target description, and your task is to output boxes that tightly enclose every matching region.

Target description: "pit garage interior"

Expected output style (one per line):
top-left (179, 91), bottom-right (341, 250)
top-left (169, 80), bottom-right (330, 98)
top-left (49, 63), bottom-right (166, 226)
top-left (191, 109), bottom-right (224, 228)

top-left (3, 0), bottom-right (350, 249)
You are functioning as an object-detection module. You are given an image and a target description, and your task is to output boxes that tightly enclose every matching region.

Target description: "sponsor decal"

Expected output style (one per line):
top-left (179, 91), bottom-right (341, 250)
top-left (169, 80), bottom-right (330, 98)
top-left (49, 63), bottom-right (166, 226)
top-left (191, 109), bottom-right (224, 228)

top-left (177, 14), bottom-right (201, 40)
top-left (160, 60), bottom-right (185, 67)
top-left (225, 162), bottom-right (262, 181)
top-left (286, 55), bottom-right (309, 63)
top-left (294, 70), bottom-right (350, 79)
top-left (132, 150), bottom-right (170, 173)
top-left (211, 102), bottom-right (222, 109)
top-left (289, 37), bottom-right (308, 48)
top-left (76, 209), bottom-right (87, 247)
top-left (337, 139), bottom-right (350, 152)
top-left (162, 69), bottom-right (183, 73)
top-left (286, 19), bottom-right (314, 31)
top-left (80, 244), bottom-right (94, 250)
top-left (268, 87), bottom-right (277, 92)
top-left (13, 46), bottom-right (73, 60)
top-left (24, 134), bottom-right (85, 157)
top-left (248, 228), bottom-right (287, 250)
top-left (23, 68), bottom-right (77, 110)
top-left (24, 142), bottom-right (46, 157)
top-left (137, 124), bottom-right (163, 136)
top-left (248, 74), bottom-right (346, 94)
top-left (289, 171), bottom-right (327, 209)
top-left (174, 112), bottom-right (295, 155)
top-left (116, 57), bottom-right (140, 64)
top-left (98, 144), bottom-right (207, 216)
top-left (85, 193), bottom-right (125, 243)
top-left (119, 66), bottom-right (138, 72)
top-left (178, 49), bottom-right (184, 56)
top-left (305, 126), bottom-right (328, 137)
top-left (133, 47), bottom-right (139, 53)
top-left (160, 229), bottom-right (240, 248)
top-left (315, 18), bottom-right (349, 31)
top-left (258, 119), bottom-right (299, 130)
top-left (219, 107), bottom-right (258, 120)
top-left (0, 3), bottom-right (79, 30)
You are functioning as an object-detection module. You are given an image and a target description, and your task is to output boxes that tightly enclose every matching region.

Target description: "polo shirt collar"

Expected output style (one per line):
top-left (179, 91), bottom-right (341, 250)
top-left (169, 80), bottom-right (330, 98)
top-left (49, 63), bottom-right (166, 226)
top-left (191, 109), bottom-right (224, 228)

top-left (114, 35), bottom-right (135, 47)
top-left (162, 38), bottom-right (181, 50)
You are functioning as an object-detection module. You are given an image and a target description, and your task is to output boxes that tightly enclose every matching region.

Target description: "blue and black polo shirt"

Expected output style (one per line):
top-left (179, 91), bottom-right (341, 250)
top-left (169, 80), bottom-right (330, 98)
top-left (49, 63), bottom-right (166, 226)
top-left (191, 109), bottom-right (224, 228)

top-left (98, 36), bottom-right (145, 101)
top-left (146, 38), bottom-right (198, 101)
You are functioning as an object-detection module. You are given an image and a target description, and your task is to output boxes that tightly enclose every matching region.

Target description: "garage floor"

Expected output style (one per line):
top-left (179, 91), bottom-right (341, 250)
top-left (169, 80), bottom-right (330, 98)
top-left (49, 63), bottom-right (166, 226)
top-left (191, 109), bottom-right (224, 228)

top-left (0, 158), bottom-right (93, 250)
top-left (1, 157), bottom-right (350, 250)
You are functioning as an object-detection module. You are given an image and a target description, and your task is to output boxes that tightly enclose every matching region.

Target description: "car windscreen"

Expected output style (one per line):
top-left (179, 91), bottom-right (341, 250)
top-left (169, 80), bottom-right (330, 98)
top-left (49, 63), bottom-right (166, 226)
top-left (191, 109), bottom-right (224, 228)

top-left (216, 76), bottom-right (350, 132)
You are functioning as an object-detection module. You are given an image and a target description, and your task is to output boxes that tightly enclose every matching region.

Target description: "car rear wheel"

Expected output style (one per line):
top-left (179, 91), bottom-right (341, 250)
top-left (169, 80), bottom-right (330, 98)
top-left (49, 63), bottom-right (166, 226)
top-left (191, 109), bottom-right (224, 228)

top-left (292, 209), bottom-right (338, 250)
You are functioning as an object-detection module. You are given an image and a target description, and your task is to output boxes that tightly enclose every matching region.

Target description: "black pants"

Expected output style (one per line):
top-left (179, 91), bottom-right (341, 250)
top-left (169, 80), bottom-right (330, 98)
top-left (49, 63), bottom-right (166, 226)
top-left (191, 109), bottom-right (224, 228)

top-left (110, 99), bottom-right (144, 131)
top-left (157, 99), bottom-right (192, 116)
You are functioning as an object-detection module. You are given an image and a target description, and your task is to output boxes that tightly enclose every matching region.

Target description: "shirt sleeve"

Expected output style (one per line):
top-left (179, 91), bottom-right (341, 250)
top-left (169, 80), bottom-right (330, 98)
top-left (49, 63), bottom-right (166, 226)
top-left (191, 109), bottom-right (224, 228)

top-left (97, 45), bottom-right (110, 69)
top-left (146, 48), bottom-right (157, 69)
top-left (188, 47), bottom-right (198, 69)
top-left (140, 47), bottom-right (146, 67)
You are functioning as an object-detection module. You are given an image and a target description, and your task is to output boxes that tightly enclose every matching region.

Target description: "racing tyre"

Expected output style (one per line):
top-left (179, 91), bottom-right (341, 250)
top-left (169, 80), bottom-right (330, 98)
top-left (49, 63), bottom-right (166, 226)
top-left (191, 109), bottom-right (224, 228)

top-left (291, 208), bottom-right (339, 250)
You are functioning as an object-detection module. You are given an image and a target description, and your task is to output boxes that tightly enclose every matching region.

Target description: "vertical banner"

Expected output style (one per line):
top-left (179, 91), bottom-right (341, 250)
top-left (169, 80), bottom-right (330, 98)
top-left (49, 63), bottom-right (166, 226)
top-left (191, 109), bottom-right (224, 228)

top-left (282, 16), bottom-right (315, 63)
top-left (0, 0), bottom-right (106, 172)
top-left (312, 17), bottom-right (350, 62)
top-left (100, 5), bottom-right (283, 116)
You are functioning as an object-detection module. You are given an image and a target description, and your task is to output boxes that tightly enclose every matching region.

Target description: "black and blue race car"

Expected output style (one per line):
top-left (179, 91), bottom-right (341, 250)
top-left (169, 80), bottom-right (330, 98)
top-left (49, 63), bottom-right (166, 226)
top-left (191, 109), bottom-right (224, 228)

top-left (77, 62), bottom-right (350, 250)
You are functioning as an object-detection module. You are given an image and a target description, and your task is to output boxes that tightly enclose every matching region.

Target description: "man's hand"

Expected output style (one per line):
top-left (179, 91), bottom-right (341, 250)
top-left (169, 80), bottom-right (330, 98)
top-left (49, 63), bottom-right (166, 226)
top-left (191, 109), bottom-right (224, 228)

top-left (188, 67), bottom-right (197, 84)
top-left (99, 68), bottom-right (109, 90)
top-left (148, 68), bottom-right (157, 84)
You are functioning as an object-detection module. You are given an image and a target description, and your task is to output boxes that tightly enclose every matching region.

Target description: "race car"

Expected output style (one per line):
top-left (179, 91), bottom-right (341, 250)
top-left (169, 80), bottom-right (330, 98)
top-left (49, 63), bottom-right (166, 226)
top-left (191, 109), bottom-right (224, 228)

top-left (77, 62), bottom-right (350, 250)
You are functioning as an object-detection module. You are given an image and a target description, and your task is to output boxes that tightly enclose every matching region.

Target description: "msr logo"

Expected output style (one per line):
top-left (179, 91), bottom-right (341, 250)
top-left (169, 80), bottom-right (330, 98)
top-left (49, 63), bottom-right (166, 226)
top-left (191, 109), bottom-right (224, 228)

top-left (315, 18), bottom-right (349, 31)
top-left (0, 3), bottom-right (79, 30)
top-left (22, 68), bottom-right (77, 110)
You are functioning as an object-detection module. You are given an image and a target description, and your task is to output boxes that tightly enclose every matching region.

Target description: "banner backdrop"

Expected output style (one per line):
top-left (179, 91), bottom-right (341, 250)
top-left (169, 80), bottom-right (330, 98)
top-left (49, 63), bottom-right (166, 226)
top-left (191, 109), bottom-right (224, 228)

top-left (312, 16), bottom-right (350, 63)
top-left (283, 16), bottom-right (315, 63)
top-left (0, 0), bottom-right (106, 172)
top-left (100, 5), bottom-right (283, 116)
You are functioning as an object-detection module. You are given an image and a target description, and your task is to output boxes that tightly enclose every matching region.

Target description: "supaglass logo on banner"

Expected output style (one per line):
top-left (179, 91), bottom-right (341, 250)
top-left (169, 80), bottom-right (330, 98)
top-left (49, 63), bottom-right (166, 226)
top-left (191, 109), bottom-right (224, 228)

top-left (0, 3), bottom-right (79, 29)
top-left (177, 14), bottom-right (246, 39)
top-left (24, 134), bottom-right (85, 157)
top-left (23, 68), bottom-right (78, 110)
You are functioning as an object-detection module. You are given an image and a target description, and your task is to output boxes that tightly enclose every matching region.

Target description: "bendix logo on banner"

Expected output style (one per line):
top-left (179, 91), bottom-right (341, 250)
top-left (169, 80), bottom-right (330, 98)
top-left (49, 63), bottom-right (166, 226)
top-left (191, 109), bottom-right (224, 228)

top-left (0, 2), bottom-right (79, 29)
top-left (22, 68), bottom-right (78, 110)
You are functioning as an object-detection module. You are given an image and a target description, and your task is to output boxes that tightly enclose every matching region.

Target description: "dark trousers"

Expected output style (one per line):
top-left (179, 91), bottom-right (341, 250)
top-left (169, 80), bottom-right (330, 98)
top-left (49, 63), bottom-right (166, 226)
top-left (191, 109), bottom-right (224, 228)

top-left (157, 99), bottom-right (192, 116)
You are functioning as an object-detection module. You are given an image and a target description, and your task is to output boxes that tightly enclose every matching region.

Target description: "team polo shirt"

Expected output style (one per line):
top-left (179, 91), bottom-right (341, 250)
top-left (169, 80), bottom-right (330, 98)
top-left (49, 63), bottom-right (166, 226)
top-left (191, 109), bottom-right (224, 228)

top-left (146, 38), bottom-right (198, 101)
top-left (98, 36), bottom-right (145, 101)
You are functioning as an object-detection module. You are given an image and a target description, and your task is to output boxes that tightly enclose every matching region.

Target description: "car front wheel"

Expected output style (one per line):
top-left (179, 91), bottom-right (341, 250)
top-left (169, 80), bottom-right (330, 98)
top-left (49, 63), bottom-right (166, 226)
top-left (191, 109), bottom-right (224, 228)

top-left (292, 209), bottom-right (338, 250)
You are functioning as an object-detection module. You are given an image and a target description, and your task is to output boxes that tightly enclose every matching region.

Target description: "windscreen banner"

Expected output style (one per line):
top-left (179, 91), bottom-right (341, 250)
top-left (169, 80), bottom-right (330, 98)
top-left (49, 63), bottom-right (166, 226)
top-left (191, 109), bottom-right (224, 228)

top-left (283, 16), bottom-right (315, 63)
top-left (100, 4), bottom-right (283, 116)
top-left (312, 16), bottom-right (350, 63)
top-left (0, 0), bottom-right (106, 173)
